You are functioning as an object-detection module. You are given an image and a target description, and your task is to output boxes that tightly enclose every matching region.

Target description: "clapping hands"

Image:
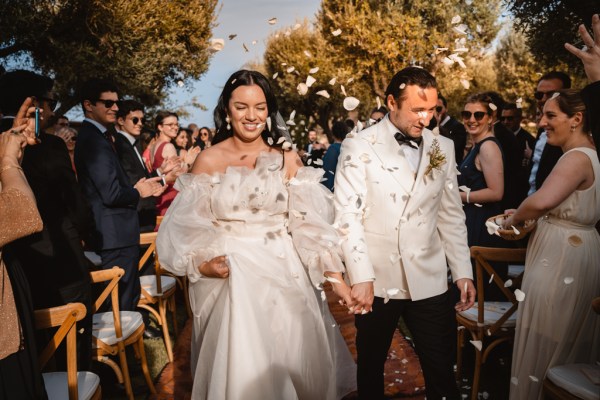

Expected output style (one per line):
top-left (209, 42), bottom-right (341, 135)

top-left (565, 14), bottom-right (600, 82)
top-left (134, 176), bottom-right (165, 197)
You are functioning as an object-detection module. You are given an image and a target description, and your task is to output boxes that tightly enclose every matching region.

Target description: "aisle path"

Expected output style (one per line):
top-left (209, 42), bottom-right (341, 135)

top-left (150, 286), bottom-right (426, 399)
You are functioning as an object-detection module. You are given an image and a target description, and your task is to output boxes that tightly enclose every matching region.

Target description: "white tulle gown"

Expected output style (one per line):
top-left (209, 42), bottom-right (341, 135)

top-left (157, 152), bottom-right (356, 400)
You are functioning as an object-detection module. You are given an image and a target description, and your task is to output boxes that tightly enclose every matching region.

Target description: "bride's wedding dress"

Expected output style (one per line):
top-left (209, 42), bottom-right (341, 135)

top-left (157, 152), bottom-right (356, 400)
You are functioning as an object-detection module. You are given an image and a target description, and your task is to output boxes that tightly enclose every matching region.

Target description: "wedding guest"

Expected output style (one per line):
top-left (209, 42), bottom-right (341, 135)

top-left (53, 126), bottom-right (77, 172)
top-left (458, 93), bottom-right (508, 300)
top-left (436, 94), bottom-right (467, 165)
top-left (156, 69), bottom-right (356, 400)
top-left (150, 112), bottom-right (180, 216)
top-left (503, 89), bottom-right (599, 400)
top-left (197, 126), bottom-right (213, 149)
top-left (368, 106), bottom-right (387, 126)
top-left (172, 127), bottom-right (192, 155)
top-left (334, 66), bottom-right (475, 400)
top-left (0, 101), bottom-right (45, 400)
top-left (322, 120), bottom-right (350, 191)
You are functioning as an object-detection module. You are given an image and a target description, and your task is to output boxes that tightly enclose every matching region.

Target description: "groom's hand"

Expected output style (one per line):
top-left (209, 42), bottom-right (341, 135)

top-left (350, 281), bottom-right (374, 314)
top-left (455, 278), bottom-right (476, 311)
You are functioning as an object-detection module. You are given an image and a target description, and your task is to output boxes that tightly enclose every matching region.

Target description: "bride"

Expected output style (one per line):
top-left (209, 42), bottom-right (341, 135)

top-left (156, 69), bottom-right (356, 400)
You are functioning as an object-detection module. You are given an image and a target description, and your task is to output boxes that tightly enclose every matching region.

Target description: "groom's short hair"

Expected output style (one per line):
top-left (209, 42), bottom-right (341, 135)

top-left (385, 67), bottom-right (437, 106)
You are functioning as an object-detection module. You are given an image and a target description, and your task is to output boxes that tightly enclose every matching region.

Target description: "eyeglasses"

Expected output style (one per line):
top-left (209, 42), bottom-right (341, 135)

top-left (95, 99), bottom-right (119, 108)
top-left (500, 116), bottom-right (515, 122)
top-left (162, 123), bottom-right (179, 128)
top-left (39, 96), bottom-right (58, 112)
top-left (461, 111), bottom-right (487, 121)
top-left (534, 90), bottom-right (556, 100)
top-left (435, 106), bottom-right (443, 113)
top-left (131, 117), bottom-right (145, 125)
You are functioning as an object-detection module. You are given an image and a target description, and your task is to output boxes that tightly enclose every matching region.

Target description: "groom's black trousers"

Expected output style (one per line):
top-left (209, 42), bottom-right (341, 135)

top-left (355, 290), bottom-right (460, 400)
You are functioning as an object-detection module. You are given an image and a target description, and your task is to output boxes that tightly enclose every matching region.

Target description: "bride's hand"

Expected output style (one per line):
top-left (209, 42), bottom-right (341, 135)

top-left (325, 272), bottom-right (355, 310)
top-left (199, 255), bottom-right (230, 278)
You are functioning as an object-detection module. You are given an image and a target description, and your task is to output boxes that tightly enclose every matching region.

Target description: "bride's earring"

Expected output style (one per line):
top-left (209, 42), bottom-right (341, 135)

top-left (225, 116), bottom-right (231, 130)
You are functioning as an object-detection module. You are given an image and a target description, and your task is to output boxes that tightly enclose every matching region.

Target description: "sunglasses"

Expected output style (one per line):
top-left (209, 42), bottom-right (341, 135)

top-left (131, 117), bottom-right (145, 125)
top-left (436, 106), bottom-right (443, 113)
top-left (534, 90), bottom-right (556, 100)
top-left (461, 111), bottom-right (487, 121)
top-left (95, 99), bottom-right (119, 108)
top-left (500, 116), bottom-right (515, 121)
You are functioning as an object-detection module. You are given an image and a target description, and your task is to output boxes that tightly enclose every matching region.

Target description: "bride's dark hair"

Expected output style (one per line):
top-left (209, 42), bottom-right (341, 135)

top-left (212, 69), bottom-right (288, 147)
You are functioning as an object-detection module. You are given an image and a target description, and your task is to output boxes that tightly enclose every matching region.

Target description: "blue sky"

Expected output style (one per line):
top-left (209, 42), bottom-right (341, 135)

top-left (167, 0), bottom-right (322, 128)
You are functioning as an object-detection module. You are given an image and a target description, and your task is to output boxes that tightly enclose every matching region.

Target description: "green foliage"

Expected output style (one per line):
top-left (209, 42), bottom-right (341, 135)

top-left (0, 0), bottom-right (218, 114)
top-left (504, 0), bottom-right (600, 69)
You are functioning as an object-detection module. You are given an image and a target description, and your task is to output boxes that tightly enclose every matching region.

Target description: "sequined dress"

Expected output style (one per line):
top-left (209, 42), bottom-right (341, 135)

top-left (157, 152), bottom-right (356, 400)
top-left (509, 148), bottom-right (600, 399)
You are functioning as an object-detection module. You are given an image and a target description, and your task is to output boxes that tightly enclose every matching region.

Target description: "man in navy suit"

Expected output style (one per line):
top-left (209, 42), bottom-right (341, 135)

top-left (75, 78), bottom-right (164, 311)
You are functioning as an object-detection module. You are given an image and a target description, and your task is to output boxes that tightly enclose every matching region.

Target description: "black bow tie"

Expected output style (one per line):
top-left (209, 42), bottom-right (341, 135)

top-left (394, 132), bottom-right (422, 149)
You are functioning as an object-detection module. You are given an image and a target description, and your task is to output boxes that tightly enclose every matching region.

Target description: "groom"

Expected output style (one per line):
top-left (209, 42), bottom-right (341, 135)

top-left (334, 67), bottom-right (475, 400)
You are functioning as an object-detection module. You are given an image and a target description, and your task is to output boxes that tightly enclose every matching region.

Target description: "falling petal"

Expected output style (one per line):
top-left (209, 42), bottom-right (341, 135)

top-left (476, 24), bottom-right (482, 32)
top-left (297, 82), bottom-right (308, 96)
top-left (251, 40), bottom-right (257, 45)
top-left (306, 75), bottom-right (316, 87)
top-left (376, 97), bottom-right (382, 109)
top-left (474, 203), bottom-right (483, 207)
top-left (529, 376), bottom-right (539, 382)
top-left (460, 79), bottom-right (470, 90)
top-left (448, 182), bottom-right (454, 190)
top-left (277, 137), bottom-right (286, 144)
top-left (442, 57), bottom-right (455, 66)
top-left (511, 225), bottom-right (520, 235)
top-left (286, 119), bottom-right (295, 126)
top-left (316, 90), bottom-right (330, 98)
top-left (347, 77), bottom-right (354, 83)
top-left (266, 116), bottom-right (272, 131)
top-left (313, 158), bottom-right (323, 166)
top-left (282, 142), bottom-right (292, 150)
top-left (454, 47), bottom-right (469, 53)
top-left (272, 72), bottom-right (279, 79)
top-left (489, 103), bottom-right (498, 111)
top-left (399, 83), bottom-right (406, 89)
top-left (453, 24), bottom-right (468, 35)
top-left (177, 80), bottom-right (184, 87)
top-left (340, 85), bottom-right (347, 96)
top-left (321, 291), bottom-right (327, 301)
top-left (504, 279), bottom-right (513, 288)
top-left (343, 96), bottom-right (360, 111)
top-left (451, 15), bottom-right (462, 24)
top-left (267, 137), bottom-right (274, 145)
top-left (435, 47), bottom-right (449, 54)
top-left (286, 66), bottom-right (295, 73)
top-left (304, 50), bottom-right (312, 57)
top-left (209, 38), bottom-right (225, 52)
top-left (458, 185), bottom-right (471, 193)
top-left (309, 67), bottom-right (320, 74)
top-left (488, 274), bottom-right (494, 284)
top-left (325, 276), bottom-right (341, 284)
top-left (564, 277), bottom-right (574, 285)
top-left (514, 289), bottom-right (525, 302)
top-left (332, 28), bottom-right (342, 36)
top-left (511, 377), bottom-right (519, 386)
top-left (470, 340), bottom-right (482, 351)
top-left (289, 110), bottom-right (296, 120)
top-left (268, 17), bottom-right (278, 25)
top-left (329, 77), bottom-right (337, 85)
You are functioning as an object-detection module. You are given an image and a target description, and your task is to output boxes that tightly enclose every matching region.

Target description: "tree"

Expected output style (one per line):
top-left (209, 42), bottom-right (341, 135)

top-left (0, 0), bottom-right (218, 114)
top-left (504, 0), bottom-right (600, 68)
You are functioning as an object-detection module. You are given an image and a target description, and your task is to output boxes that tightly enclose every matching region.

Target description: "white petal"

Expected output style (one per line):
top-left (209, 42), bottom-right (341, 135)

top-left (329, 77), bottom-right (337, 85)
top-left (332, 28), bottom-right (342, 36)
top-left (511, 225), bottom-right (520, 235)
top-left (305, 75), bottom-right (316, 87)
top-left (399, 83), bottom-right (406, 89)
top-left (272, 72), bottom-right (279, 79)
top-left (460, 79), bottom-right (470, 90)
top-left (286, 66), bottom-right (295, 73)
top-left (504, 279), bottom-right (513, 288)
top-left (303, 50), bottom-right (312, 57)
top-left (485, 220), bottom-right (500, 236)
top-left (282, 142), bottom-right (292, 150)
top-left (277, 137), bottom-right (286, 144)
top-left (435, 47), bottom-right (449, 54)
top-left (476, 24), bottom-right (482, 32)
top-left (489, 103), bottom-right (498, 111)
top-left (267, 137), bottom-right (274, 145)
top-left (488, 274), bottom-right (494, 284)
top-left (387, 288), bottom-right (400, 296)
top-left (286, 119), bottom-right (296, 126)
top-left (451, 15), bottom-right (461, 24)
top-left (266, 116), bottom-right (272, 132)
top-left (448, 182), bottom-right (454, 190)
top-left (376, 97), bottom-right (382, 109)
top-left (309, 67), bottom-right (320, 74)
top-left (340, 85), bottom-right (347, 97)
top-left (529, 375), bottom-right (539, 382)
top-left (514, 289), bottom-right (526, 302)
top-left (470, 340), bottom-right (482, 351)
top-left (442, 57), bottom-right (455, 66)
top-left (289, 110), bottom-right (296, 120)
top-left (343, 96), bottom-right (360, 111)
top-left (453, 24), bottom-right (468, 35)
top-left (564, 277), bottom-right (574, 284)
top-left (347, 77), bottom-right (354, 83)
top-left (458, 185), bottom-right (471, 193)
top-left (321, 290), bottom-right (327, 301)
top-left (474, 203), bottom-right (483, 207)
top-left (325, 276), bottom-right (341, 284)
top-left (297, 82), bottom-right (308, 96)
top-left (316, 90), bottom-right (330, 98)
top-left (511, 377), bottom-right (519, 386)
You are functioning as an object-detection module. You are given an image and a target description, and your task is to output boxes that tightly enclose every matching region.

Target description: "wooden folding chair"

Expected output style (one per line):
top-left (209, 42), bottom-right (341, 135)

top-left (542, 297), bottom-right (600, 400)
top-left (138, 231), bottom-right (178, 362)
top-left (35, 302), bottom-right (101, 400)
top-left (456, 246), bottom-right (527, 400)
top-left (90, 267), bottom-right (155, 399)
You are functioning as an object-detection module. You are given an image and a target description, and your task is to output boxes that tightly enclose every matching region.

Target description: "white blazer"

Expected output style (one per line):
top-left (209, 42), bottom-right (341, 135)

top-left (333, 116), bottom-right (472, 301)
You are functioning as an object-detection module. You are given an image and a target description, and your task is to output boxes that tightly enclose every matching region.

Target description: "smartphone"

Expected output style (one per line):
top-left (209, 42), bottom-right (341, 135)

top-left (34, 107), bottom-right (40, 138)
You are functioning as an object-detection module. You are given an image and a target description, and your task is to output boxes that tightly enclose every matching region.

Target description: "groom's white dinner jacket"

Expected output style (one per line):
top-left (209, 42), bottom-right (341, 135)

top-left (334, 115), bottom-right (472, 301)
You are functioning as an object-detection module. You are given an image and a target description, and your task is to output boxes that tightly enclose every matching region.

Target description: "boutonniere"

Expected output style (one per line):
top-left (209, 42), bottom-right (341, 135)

top-left (424, 138), bottom-right (447, 178)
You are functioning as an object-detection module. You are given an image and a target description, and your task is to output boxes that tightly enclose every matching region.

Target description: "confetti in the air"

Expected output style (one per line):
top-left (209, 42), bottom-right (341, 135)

top-left (306, 75), bottom-right (316, 87)
top-left (316, 90), bottom-right (330, 98)
top-left (329, 77), bottom-right (337, 85)
top-left (343, 97), bottom-right (360, 111)
top-left (514, 289), bottom-right (525, 302)
top-left (309, 67), bottom-right (320, 74)
top-left (332, 29), bottom-right (342, 36)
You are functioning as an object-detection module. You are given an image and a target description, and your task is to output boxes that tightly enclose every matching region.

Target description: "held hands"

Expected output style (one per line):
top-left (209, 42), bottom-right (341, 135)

top-left (134, 176), bottom-right (165, 198)
top-left (565, 14), bottom-right (600, 82)
top-left (325, 272), bottom-right (354, 310)
top-left (199, 255), bottom-right (230, 278)
top-left (349, 281), bottom-right (374, 314)
top-left (455, 278), bottom-right (476, 312)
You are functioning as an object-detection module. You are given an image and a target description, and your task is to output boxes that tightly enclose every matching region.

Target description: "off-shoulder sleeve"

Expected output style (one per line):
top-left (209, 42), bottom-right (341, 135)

top-left (0, 188), bottom-right (43, 247)
top-left (287, 167), bottom-right (345, 287)
top-left (156, 174), bottom-right (220, 283)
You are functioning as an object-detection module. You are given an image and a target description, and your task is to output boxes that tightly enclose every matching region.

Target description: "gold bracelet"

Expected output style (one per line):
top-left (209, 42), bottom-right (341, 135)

top-left (0, 164), bottom-right (23, 174)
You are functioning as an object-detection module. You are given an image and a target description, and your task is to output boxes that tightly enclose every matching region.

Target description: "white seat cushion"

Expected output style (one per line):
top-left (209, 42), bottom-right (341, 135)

top-left (459, 302), bottom-right (518, 327)
top-left (92, 310), bottom-right (143, 346)
top-left (43, 371), bottom-right (100, 400)
top-left (508, 264), bottom-right (525, 278)
top-left (547, 364), bottom-right (600, 400)
top-left (140, 275), bottom-right (177, 296)
top-left (84, 251), bottom-right (102, 267)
